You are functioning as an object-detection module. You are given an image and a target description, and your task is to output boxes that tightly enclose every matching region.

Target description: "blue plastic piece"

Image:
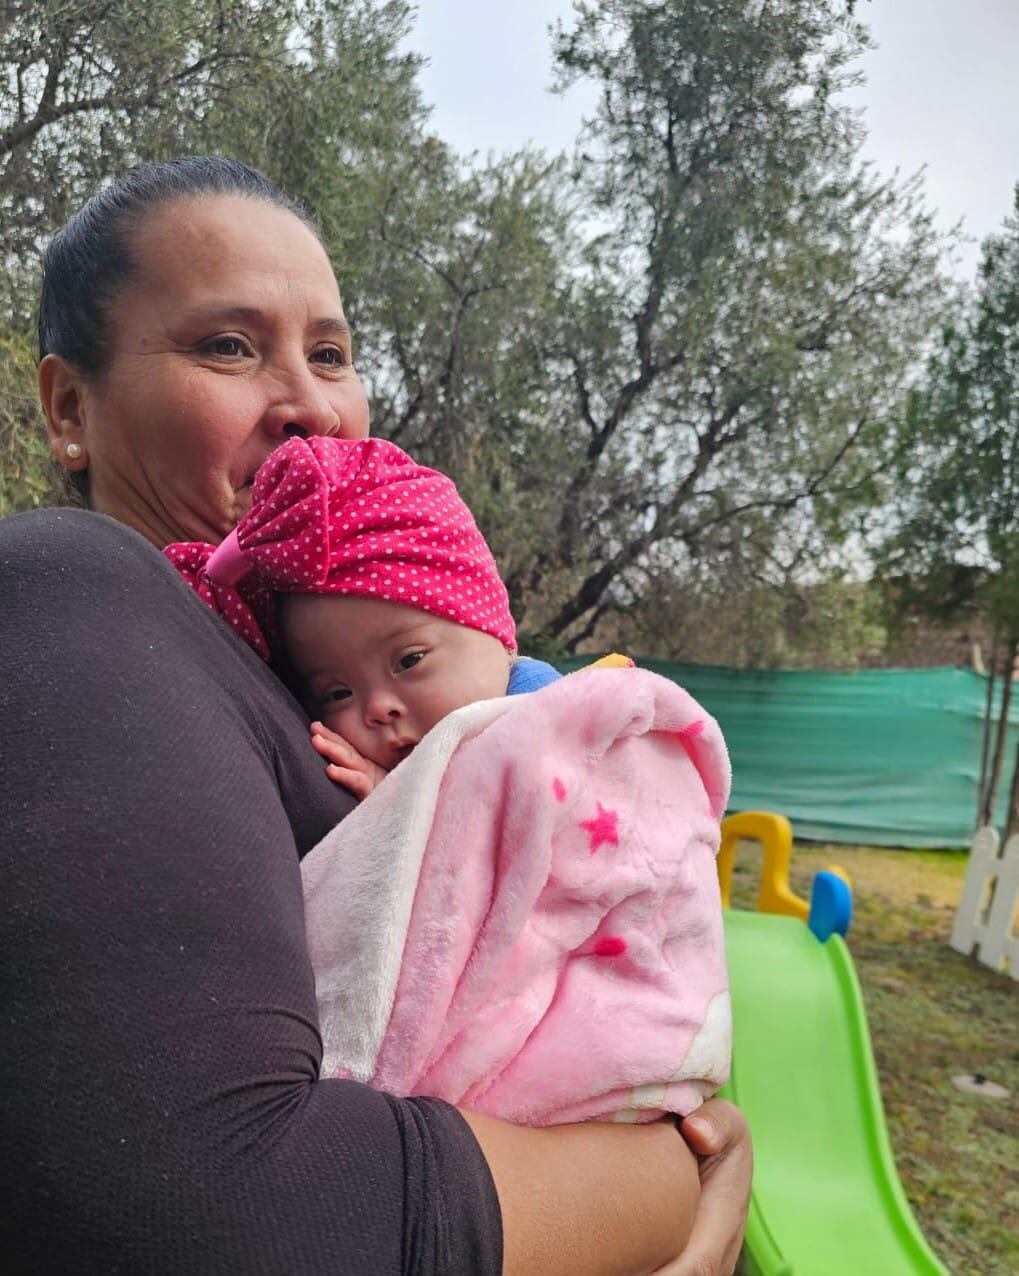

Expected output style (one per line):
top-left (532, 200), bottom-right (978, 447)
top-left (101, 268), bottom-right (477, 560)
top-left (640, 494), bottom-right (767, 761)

top-left (808, 870), bottom-right (853, 941)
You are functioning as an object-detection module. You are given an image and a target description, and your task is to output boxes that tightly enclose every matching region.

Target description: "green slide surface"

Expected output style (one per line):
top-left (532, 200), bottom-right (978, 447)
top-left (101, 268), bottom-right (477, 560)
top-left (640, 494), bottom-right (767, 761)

top-left (720, 910), bottom-right (948, 1276)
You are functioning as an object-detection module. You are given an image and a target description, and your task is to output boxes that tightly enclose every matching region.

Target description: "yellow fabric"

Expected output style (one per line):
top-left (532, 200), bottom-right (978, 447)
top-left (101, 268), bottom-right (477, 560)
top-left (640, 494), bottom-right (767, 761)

top-left (584, 652), bottom-right (635, 670)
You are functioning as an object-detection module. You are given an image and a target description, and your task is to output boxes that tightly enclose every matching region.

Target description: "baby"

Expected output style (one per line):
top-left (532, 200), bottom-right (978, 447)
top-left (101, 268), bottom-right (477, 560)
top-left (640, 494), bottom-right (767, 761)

top-left (165, 435), bottom-right (563, 797)
top-left (165, 434), bottom-right (732, 1125)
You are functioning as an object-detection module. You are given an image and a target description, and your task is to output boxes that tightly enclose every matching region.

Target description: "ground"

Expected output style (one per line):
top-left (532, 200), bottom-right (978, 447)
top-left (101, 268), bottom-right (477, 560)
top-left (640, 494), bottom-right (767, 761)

top-left (728, 841), bottom-right (1019, 1276)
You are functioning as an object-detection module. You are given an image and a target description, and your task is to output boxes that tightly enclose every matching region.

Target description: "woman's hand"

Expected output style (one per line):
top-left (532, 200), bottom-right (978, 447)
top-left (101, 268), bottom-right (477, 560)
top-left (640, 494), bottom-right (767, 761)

top-left (653, 1099), bottom-right (752, 1276)
top-left (310, 721), bottom-right (388, 799)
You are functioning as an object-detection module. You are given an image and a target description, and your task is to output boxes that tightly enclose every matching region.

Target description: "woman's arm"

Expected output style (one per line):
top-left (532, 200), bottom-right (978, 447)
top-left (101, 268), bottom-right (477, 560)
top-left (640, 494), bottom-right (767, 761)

top-left (464, 1110), bottom-right (702, 1276)
top-left (0, 511), bottom-right (497, 1274)
top-left (463, 1099), bottom-right (752, 1276)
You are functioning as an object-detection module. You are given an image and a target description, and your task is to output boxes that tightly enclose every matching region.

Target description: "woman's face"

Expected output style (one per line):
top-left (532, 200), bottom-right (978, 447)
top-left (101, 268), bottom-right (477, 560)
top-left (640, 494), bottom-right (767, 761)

top-left (50, 195), bottom-right (370, 547)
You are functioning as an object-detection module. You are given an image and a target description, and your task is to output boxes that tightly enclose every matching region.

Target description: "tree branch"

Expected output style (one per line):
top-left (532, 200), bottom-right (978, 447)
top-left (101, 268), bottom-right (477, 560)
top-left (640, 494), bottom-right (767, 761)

top-left (0, 46), bottom-right (252, 157)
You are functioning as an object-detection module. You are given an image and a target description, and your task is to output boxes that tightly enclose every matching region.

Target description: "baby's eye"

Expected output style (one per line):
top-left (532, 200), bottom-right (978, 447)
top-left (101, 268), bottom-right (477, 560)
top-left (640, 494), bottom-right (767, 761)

top-left (397, 651), bottom-right (425, 672)
top-left (322, 687), bottom-right (352, 703)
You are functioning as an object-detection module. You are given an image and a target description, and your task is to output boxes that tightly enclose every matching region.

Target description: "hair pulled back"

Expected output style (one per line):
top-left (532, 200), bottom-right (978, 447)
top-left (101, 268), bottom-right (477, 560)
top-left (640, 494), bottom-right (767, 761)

top-left (38, 156), bottom-right (317, 373)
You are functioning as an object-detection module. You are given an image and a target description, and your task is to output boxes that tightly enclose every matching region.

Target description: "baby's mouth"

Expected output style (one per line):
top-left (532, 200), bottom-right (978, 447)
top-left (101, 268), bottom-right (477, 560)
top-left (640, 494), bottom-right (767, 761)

top-left (392, 741), bottom-right (417, 765)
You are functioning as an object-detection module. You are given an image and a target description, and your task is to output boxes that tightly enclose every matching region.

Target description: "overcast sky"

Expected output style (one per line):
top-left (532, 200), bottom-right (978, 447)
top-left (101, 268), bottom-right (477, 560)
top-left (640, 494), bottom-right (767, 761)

top-left (406, 0), bottom-right (1018, 281)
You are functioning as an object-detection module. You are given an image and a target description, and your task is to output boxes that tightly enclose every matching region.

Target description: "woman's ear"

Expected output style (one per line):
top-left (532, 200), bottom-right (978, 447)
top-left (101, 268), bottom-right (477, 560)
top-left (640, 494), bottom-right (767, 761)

top-left (39, 353), bottom-right (90, 473)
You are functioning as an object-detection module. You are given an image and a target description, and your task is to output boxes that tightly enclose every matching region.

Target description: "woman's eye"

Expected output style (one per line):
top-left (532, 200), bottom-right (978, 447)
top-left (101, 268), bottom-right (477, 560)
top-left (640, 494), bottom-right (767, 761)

top-left (397, 652), bottom-right (425, 672)
top-left (203, 336), bottom-right (250, 359)
top-left (323, 688), bottom-right (352, 703)
top-left (311, 344), bottom-right (349, 368)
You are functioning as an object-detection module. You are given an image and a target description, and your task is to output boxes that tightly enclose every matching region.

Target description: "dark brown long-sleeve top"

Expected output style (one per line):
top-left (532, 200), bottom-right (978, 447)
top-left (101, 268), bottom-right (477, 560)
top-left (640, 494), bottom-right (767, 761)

top-left (0, 508), bottom-right (502, 1275)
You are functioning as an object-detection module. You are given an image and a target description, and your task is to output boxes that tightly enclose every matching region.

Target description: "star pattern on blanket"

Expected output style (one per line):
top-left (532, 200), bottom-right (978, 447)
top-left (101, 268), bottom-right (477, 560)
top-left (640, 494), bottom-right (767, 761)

top-left (580, 801), bottom-right (619, 854)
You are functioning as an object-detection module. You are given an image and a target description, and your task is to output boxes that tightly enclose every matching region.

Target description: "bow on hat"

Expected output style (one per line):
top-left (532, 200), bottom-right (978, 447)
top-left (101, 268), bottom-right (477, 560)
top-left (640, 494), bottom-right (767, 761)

top-left (163, 436), bottom-right (517, 659)
top-left (162, 436), bottom-right (340, 658)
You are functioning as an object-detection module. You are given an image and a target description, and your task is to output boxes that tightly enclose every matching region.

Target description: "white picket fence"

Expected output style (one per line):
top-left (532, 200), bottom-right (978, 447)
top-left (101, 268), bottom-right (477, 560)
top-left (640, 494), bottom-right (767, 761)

top-left (950, 825), bottom-right (1019, 980)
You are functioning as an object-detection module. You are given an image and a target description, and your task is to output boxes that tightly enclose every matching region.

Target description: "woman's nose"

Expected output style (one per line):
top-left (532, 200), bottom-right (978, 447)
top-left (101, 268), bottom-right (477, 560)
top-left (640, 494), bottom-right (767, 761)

top-left (261, 367), bottom-right (340, 440)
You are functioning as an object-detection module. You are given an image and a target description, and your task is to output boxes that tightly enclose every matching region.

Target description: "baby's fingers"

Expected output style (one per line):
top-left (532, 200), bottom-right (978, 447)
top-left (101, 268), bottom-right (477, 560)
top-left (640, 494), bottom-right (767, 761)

top-left (310, 720), bottom-right (346, 745)
top-left (324, 761), bottom-right (375, 800)
top-left (310, 722), bottom-right (357, 765)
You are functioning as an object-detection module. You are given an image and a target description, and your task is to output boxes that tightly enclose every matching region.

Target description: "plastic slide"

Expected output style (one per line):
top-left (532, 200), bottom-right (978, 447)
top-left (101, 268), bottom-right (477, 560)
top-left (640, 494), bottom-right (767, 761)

top-left (720, 909), bottom-right (948, 1276)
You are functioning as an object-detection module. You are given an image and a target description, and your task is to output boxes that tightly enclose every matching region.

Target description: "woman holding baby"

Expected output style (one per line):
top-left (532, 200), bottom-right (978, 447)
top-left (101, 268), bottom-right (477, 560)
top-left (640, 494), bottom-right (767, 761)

top-left (0, 157), bottom-right (750, 1274)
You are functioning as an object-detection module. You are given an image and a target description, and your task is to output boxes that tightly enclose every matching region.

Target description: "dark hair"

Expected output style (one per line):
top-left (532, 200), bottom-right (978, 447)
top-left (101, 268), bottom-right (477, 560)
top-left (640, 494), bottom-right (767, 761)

top-left (38, 156), bottom-right (321, 503)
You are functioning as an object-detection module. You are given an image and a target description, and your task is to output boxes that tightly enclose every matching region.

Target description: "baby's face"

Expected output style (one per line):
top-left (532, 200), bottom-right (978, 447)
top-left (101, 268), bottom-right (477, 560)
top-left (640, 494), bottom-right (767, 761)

top-left (281, 593), bottom-right (512, 770)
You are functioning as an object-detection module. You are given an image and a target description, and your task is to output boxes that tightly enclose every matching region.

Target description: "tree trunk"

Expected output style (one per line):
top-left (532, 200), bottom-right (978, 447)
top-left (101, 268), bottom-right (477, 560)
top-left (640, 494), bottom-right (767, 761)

top-left (976, 632), bottom-right (999, 827)
top-left (1005, 734), bottom-right (1019, 841)
top-left (983, 637), bottom-right (1018, 827)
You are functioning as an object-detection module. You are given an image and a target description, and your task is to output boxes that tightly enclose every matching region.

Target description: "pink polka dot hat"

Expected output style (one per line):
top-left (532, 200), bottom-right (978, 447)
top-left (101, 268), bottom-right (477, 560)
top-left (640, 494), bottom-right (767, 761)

top-left (164, 437), bottom-right (517, 659)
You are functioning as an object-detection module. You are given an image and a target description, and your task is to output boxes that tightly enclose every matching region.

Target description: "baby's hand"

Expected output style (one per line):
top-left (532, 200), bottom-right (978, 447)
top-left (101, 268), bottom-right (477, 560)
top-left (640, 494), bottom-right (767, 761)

top-left (310, 721), bottom-right (389, 800)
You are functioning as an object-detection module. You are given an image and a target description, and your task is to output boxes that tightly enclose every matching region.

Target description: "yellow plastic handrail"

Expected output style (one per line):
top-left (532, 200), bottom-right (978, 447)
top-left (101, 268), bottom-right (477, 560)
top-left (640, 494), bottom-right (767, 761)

top-left (718, 811), bottom-right (809, 920)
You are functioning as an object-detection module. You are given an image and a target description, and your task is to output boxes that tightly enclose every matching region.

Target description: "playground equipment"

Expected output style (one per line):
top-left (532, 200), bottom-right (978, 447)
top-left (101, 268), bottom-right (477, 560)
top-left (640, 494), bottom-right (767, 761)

top-left (718, 812), bottom-right (948, 1276)
top-left (950, 824), bottom-right (1019, 979)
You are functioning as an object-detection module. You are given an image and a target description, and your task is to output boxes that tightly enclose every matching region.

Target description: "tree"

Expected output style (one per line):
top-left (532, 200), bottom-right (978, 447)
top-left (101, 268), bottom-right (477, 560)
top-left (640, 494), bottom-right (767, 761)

top-left (880, 186), bottom-right (1019, 834)
top-left (471, 0), bottom-right (948, 651)
top-left (3, 2), bottom-right (283, 316)
top-left (360, 146), bottom-right (576, 612)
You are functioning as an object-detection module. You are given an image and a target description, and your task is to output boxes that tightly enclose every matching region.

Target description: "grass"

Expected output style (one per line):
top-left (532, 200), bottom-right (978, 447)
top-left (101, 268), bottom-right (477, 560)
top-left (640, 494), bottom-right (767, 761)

top-left (728, 841), bottom-right (1019, 1276)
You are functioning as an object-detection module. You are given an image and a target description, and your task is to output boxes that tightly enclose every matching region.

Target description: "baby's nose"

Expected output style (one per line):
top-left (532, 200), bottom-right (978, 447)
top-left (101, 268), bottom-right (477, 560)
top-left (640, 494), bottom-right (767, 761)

top-left (365, 690), bottom-right (403, 724)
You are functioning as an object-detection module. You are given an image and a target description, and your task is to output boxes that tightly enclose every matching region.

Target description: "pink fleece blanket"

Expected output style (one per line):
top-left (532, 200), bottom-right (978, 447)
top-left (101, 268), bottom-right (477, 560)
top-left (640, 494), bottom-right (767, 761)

top-left (301, 666), bottom-right (732, 1125)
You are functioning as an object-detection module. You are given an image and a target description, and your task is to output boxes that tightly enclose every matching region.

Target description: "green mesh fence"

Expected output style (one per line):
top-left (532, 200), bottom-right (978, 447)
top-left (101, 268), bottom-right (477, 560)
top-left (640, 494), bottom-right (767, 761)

top-left (562, 659), bottom-right (1019, 848)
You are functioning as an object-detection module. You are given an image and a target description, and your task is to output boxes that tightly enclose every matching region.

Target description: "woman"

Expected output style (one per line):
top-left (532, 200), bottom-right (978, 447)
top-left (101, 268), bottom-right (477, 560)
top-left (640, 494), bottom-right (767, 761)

top-left (0, 157), bottom-right (750, 1274)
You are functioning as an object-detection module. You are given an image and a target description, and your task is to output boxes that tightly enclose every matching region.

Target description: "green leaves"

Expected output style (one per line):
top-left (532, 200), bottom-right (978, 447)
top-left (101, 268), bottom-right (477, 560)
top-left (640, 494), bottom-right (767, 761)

top-left (517, 0), bottom-right (947, 652)
top-left (0, 325), bottom-right (58, 517)
top-left (881, 185), bottom-right (1019, 642)
top-left (0, 2), bottom-right (427, 322)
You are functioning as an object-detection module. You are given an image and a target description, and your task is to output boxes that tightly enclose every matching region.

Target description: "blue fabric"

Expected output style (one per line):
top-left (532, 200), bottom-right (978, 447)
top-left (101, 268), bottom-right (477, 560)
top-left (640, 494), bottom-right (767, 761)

top-left (507, 656), bottom-right (562, 695)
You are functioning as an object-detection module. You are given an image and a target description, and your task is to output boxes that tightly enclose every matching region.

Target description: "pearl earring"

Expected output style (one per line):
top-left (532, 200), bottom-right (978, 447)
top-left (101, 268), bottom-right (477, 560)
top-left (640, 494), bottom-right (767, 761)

top-left (66, 442), bottom-right (83, 460)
